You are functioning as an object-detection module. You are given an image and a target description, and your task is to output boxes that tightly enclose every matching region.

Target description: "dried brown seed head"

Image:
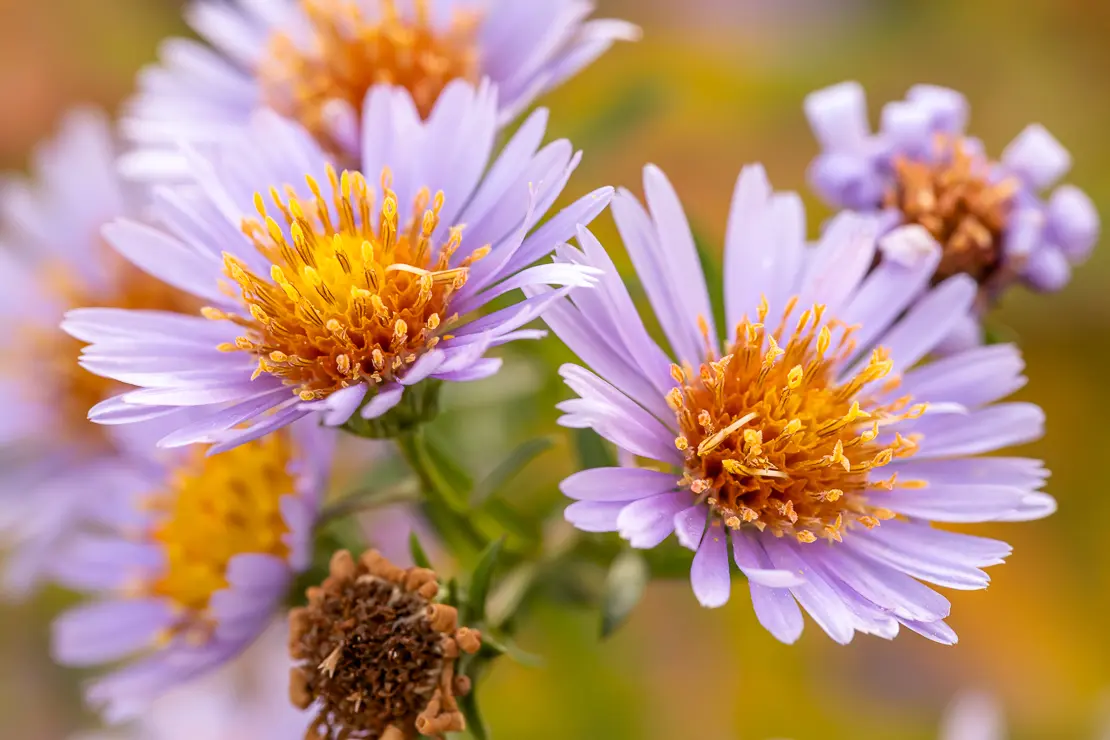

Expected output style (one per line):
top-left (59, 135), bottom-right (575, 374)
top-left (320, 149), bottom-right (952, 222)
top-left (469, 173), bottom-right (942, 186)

top-left (289, 549), bottom-right (480, 739)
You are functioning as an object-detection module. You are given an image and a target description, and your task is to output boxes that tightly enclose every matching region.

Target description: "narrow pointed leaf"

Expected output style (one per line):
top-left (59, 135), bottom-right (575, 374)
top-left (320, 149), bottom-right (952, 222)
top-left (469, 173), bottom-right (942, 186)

top-left (424, 430), bottom-right (474, 494)
top-left (466, 536), bottom-right (506, 624)
top-left (471, 437), bottom-right (555, 506)
top-left (408, 531), bottom-right (432, 570)
top-left (480, 631), bottom-right (544, 667)
top-left (601, 550), bottom-right (650, 639)
top-left (572, 428), bottom-right (616, 470)
top-left (459, 689), bottom-right (489, 740)
top-left (486, 563), bottom-right (539, 629)
top-left (442, 577), bottom-right (462, 610)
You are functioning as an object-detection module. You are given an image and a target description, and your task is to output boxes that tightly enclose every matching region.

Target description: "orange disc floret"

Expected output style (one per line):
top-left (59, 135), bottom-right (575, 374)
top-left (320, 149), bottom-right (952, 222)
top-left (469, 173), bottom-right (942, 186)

top-left (670, 298), bottom-right (925, 544)
top-left (260, 0), bottom-right (482, 144)
top-left (885, 134), bottom-right (1019, 284)
top-left (211, 165), bottom-right (489, 402)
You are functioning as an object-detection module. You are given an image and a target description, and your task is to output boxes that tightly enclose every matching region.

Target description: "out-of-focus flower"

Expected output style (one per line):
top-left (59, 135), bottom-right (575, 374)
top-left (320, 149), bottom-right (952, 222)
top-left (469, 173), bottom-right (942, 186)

top-left (0, 109), bottom-right (197, 595)
top-left (289, 549), bottom-right (481, 739)
top-left (121, 0), bottom-right (638, 179)
top-left (51, 419), bottom-right (332, 722)
top-left (71, 621), bottom-right (311, 740)
top-left (66, 82), bottom-right (607, 450)
top-left (806, 82), bottom-right (1099, 345)
top-left (542, 163), bottom-right (1053, 645)
top-left (939, 691), bottom-right (1006, 740)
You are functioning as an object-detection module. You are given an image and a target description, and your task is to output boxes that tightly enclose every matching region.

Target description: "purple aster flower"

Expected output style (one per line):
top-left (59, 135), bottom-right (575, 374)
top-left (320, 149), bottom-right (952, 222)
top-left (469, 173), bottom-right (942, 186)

top-left (121, 0), bottom-right (638, 179)
top-left (72, 621), bottom-right (308, 740)
top-left (806, 82), bottom-right (1099, 345)
top-left (542, 164), bottom-right (1054, 645)
top-left (52, 418), bottom-right (331, 722)
top-left (67, 81), bottom-right (608, 450)
top-left (71, 620), bottom-right (310, 740)
top-left (0, 110), bottom-right (198, 595)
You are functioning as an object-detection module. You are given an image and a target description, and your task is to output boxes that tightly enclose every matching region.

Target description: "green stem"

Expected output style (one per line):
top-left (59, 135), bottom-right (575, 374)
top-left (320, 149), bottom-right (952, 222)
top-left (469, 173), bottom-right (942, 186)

top-left (396, 428), bottom-right (490, 556)
top-left (316, 479), bottom-right (422, 525)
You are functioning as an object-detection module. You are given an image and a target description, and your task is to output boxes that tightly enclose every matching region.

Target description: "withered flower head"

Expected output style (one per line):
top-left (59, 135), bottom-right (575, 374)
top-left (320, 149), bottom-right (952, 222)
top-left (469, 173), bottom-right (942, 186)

top-left (289, 550), bottom-right (481, 739)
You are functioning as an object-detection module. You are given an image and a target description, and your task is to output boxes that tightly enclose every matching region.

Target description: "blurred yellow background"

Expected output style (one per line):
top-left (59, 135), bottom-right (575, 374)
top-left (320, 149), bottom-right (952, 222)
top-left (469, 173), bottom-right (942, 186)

top-left (2, 0), bottom-right (1109, 737)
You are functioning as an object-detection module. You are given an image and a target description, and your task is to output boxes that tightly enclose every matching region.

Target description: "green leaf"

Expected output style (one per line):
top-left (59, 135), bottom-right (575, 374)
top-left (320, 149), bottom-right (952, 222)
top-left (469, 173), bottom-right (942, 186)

top-left (423, 429), bottom-right (474, 493)
top-left (480, 631), bottom-right (544, 668)
top-left (317, 478), bottom-right (420, 525)
top-left (408, 531), bottom-right (432, 570)
top-left (458, 689), bottom-right (490, 740)
top-left (470, 437), bottom-right (554, 507)
top-left (601, 550), bottom-right (650, 639)
top-left (481, 499), bottom-right (541, 542)
top-left (572, 428), bottom-right (616, 470)
top-left (465, 536), bottom-right (506, 624)
top-left (442, 577), bottom-right (462, 609)
top-left (397, 431), bottom-right (488, 555)
top-left (485, 563), bottom-right (539, 629)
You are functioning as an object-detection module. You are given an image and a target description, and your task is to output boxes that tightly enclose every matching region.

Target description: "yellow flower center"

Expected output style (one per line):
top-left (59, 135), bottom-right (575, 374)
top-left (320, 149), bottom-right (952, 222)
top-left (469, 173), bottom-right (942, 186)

top-left (260, 0), bottom-right (482, 144)
top-left (12, 248), bottom-right (197, 453)
top-left (212, 165), bottom-right (488, 401)
top-left (147, 433), bottom-right (295, 617)
top-left (670, 299), bottom-right (925, 545)
top-left (885, 135), bottom-right (1019, 285)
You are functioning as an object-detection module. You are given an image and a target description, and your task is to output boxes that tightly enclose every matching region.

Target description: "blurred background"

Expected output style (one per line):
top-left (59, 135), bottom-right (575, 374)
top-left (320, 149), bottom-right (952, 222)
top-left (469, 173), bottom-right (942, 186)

top-left (2, 0), bottom-right (1109, 737)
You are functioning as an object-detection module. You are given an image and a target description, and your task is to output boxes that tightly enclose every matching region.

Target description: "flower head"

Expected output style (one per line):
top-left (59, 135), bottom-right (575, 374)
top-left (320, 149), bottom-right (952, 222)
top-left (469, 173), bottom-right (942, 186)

top-left (0, 110), bottom-right (197, 594)
top-left (51, 419), bottom-right (332, 721)
top-left (68, 82), bottom-right (608, 449)
top-left (70, 621), bottom-right (311, 740)
top-left (543, 164), bottom-right (1053, 645)
top-left (806, 82), bottom-right (1099, 341)
top-left (122, 0), bottom-right (638, 179)
top-left (289, 549), bottom-right (481, 739)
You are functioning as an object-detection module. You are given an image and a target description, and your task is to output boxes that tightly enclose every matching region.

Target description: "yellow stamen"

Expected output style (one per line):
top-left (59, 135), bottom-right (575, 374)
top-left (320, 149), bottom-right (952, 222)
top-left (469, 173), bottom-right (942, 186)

top-left (146, 433), bottom-right (296, 623)
top-left (217, 165), bottom-right (488, 400)
top-left (260, 0), bottom-right (483, 146)
top-left (671, 299), bottom-right (924, 543)
top-left (885, 134), bottom-right (1019, 285)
